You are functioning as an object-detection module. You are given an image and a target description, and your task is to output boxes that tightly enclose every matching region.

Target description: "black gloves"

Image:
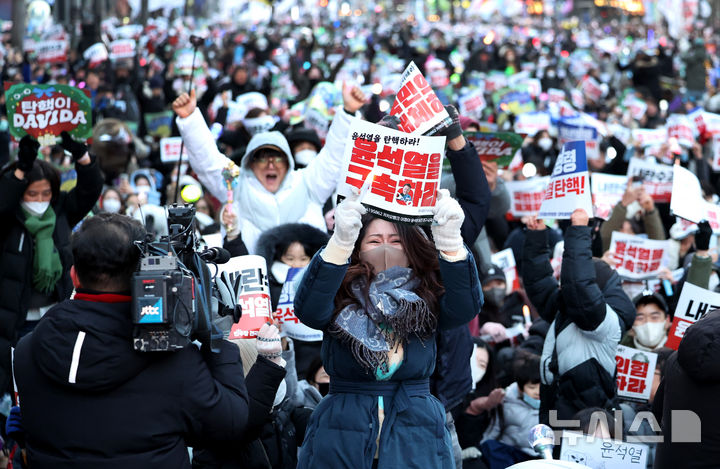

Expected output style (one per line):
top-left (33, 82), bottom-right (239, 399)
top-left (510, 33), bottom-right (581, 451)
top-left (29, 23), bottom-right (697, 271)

top-left (60, 131), bottom-right (88, 163)
top-left (17, 135), bottom-right (39, 173)
top-left (695, 220), bottom-right (713, 251)
top-left (439, 104), bottom-right (462, 141)
top-left (377, 114), bottom-right (401, 130)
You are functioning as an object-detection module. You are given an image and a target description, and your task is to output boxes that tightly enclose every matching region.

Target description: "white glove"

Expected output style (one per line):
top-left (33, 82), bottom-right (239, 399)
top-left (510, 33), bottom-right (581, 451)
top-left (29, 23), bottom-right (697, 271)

top-left (461, 447), bottom-right (482, 460)
top-left (431, 189), bottom-right (464, 253)
top-left (256, 323), bottom-right (285, 367)
top-left (331, 193), bottom-right (367, 251)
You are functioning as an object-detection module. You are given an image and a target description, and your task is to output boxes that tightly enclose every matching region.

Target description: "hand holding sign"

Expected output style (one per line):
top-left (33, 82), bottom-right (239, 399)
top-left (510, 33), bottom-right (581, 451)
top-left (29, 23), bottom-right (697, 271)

top-left (570, 208), bottom-right (589, 226)
top-left (525, 215), bottom-right (546, 231)
top-left (60, 131), bottom-right (89, 164)
top-left (16, 135), bottom-right (39, 174)
top-left (332, 191), bottom-right (367, 252)
top-left (431, 189), bottom-right (465, 255)
top-left (172, 89), bottom-right (197, 119)
top-left (695, 220), bottom-right (713, 252)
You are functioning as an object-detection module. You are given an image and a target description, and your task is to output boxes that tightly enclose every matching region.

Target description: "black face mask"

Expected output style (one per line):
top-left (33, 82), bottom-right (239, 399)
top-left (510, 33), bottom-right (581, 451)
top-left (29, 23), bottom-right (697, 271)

top-left (318, 382), bottom-right (329, 397)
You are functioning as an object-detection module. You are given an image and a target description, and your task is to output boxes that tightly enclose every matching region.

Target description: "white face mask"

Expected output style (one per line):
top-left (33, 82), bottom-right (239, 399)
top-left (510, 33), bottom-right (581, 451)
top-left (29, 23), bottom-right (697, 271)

top-left (271, 261), bottom-right (291, 283)
top-left (538, 137), bottom-right (553, 151)
top-left (294, 149), bottom-right (317, 166)
top-left (103, 198), bottom-right (121, 214)
top-left (633, 321), bottom-right (667, 349)
top-left (22, 200), bottom-right (50, 217)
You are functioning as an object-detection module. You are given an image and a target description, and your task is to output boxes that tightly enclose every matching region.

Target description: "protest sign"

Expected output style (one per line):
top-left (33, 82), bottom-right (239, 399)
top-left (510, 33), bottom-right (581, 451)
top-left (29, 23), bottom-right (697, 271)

top-left (616, 345), bottom-right (658, 402)
top-left (491, 248), bottom-right (521, 295)
top-left (631, 128), bottom-right (666, 148)
top-left (558, 117), bottom-right (601, 161)
top-left (463, 131), bottom-right (524, 168)
top-left (560, 431), bottom-right (648, 469)
top-left (458, 88), bottom-right (487, 120)
top-left (35, 39), bottom-right (68, 64)
top-left (337, 118), bottom-right (446, 224)
top-left (581, 76), bottom-right (604, 102)
top-left (109, 39), bottom-right (136, 61)
top-left (492, 87), bottom-right (536, 115)
top-left (666, 114), bottom-right (695, 148)
top-left (548, 88), bottom-right (566, 103)
top-left (5, 83), bottom-right (92, 146)
top-left (83, 42), bottom-right (108, 68)
top-left (217, 255), bottom-right (273, 340)
top-left (303, 107), bottom-right (331, 140)
top-left (591, 173), bottom-right (628, 220)
top-left (626, 157), bottom-right (673, 203)
top-left (627, 97), bottom-right (648, 121)
top-left (273, 268), bottom-right (323, 342)
top-left (538, 141), bottom-right (593, 219)
top-left (484, 73), bottom-right (507, 93)
top-left (159, 137), bottom-right (189, 163)
top-left (666, 282), bottom-right (720, 349)
top-left (609, 232), bottom-right (670, 280)
top-left (144, 111), bottom-right (173, 138)
top-left (505, 177), bottom-right (550, 217)
top-left (671, 164), bottom-right (707, 223)
top-left (390, 62), bottom-right (451, 135)
top-left (514, 111), bottom-right (551, 136)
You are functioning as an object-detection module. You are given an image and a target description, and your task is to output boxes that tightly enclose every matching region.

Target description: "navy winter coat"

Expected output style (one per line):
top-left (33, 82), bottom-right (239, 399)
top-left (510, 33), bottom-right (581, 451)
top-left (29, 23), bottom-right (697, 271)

top-left (293, 249), bottom-right (482, 469)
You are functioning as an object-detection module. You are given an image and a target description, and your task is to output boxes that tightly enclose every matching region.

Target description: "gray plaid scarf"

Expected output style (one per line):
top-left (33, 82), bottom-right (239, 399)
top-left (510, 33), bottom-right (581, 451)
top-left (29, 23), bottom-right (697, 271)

top-left (329, 266), bottom-right (436, 372)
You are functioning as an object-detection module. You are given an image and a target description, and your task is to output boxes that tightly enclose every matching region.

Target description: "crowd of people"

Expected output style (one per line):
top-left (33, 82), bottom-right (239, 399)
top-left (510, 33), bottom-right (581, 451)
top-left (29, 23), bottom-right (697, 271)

top-left (0, 4), bottom-right (720, 469)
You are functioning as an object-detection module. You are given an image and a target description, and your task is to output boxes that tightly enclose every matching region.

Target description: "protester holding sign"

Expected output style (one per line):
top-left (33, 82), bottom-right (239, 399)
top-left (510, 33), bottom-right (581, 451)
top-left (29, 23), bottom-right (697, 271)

top-left (172, 83), bottom-right (366, 254)
top-left (292, 190), bottom-right (482, 468)
top-left (0, 133), bottom-right (102, 411)
top-left (522, 209), bottom-right (636, 424)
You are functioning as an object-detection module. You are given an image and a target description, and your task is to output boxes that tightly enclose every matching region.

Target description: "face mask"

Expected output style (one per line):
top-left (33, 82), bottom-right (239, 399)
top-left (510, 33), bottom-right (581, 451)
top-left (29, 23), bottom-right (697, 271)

top-left (22, 201), bottom-right (50, 217)
top-left (273, 379), bottom-right (287, 407)
top-left (546, 70), bottom-right (556, 78)
top-left (633, 321), bottom-right (667, 348)
top-left (538, 137), bottom-right (553, 151)
top-left (294, 149), bottom-right (317, 167)
top-left (136, 185), bottom-right (151, 193)
top-left (522, 393), bottom-right (541, 409)
top-left (271, 261), bottom-right (291, 283)
top-left (359, 245), bottom-right (409, 273)
top-left (318, 381), bottom-right (329, 397)
top-left (484, 287), bottom-right (506, 308)
top-left (103, 198), bottom-right (121, 214)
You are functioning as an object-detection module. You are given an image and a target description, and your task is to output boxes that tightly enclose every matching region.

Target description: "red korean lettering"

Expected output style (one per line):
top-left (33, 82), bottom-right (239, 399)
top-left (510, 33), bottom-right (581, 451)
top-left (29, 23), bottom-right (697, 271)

top-left (630, 360), bottom-right (649, 378)
top-left (638, 248), bottom-right (651, 261)
top-left (371, 172), bottom-right (399, 202)
top-left (419, 181), bottom-right (438, 207)
top-left (402, 151), bottom-right (429, 178)
top-left (627, 377), bottom-right (647, 394)
top-left (396, 80), bottom-right (420, 108)
top-left (377, 145), bottom-right (404, 175)
top-left (426, 153), bottom-right (442, 179)
top-left (407, 100), bottom-right (434, 129)
top-left (616, 356), bottom-right (630, 374)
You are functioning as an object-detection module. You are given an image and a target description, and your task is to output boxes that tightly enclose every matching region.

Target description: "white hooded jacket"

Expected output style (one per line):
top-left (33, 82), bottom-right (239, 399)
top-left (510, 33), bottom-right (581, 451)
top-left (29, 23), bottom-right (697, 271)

top-left (176, 108), bottom-right (352, 253)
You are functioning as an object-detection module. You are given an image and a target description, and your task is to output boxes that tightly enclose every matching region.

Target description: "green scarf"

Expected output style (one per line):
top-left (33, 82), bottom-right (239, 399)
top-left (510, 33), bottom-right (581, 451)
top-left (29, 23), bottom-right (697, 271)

top-left (22, 205), bottom-right (62, 294)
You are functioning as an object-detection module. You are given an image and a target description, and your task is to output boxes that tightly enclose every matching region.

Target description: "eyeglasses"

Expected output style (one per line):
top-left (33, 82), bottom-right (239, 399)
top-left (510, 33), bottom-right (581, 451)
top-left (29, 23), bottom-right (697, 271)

top-left (254, 155), bottom-right (287, 166)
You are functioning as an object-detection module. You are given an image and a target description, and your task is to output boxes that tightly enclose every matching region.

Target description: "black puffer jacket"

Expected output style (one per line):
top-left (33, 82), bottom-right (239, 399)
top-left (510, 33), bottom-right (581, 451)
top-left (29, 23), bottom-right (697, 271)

top-left (653, 309), bottom-right (720, 469)
top-left (14, 292), bottom-right (250, 468)
top-left (522, 226), bottom-right (636, 423)
top-left (0, 159), bottom-right (103, 394)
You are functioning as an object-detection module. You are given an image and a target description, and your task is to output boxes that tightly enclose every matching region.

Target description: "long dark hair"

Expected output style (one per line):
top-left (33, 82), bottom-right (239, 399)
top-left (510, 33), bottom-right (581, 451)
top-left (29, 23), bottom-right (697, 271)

top-left (333, 214), bottom-right (445, 319)
top-left (1, 159), bottom-right (61, 203)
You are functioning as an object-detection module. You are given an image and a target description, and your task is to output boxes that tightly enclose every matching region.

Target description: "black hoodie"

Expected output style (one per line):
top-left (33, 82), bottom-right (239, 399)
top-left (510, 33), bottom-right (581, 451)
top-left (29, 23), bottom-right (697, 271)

top-left (14, 292), bottom-right (250, 469)
top-left (653, 309), bottom-right (720, 469)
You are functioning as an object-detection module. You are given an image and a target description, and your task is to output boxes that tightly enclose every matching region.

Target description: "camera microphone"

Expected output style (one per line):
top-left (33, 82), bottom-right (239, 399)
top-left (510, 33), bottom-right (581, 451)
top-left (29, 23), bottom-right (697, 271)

top-left (199, 247), bottom-right (232, 264)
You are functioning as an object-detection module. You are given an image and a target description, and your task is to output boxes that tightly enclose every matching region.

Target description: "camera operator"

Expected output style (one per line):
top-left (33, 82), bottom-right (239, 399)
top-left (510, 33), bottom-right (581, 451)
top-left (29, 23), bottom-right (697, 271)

top-left (13, 213), bottom-right (250, 468)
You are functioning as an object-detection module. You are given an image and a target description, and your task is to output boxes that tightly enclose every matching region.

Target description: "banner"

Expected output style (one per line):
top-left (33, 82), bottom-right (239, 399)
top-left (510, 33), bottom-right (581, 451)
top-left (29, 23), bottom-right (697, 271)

top-left (490, 248), bottom-right (521, 294)
top-left (109, 39), bottom-right (136, 61)
top-left (626, 157), bottom-right (673, 203)
top-left (337, 118), bottom-right (446, 224)
top-left (506, 177), bottom-right (550, 217)
top-left (666, 114), bottom-right (695, 148)
top-left (390, 61), bottom-right (451, 135)
top-left (631, 128), bottom-right (667, 148)
top-left (558, 116), bottom-right (601, 161)
top-left (458, 88), bottom-right (487, 120)
top-left (160, 137), bottom-right (189, 163)
top-left (514, 111), bottom-right (551, 136)
top-left (273, 268), bottom-right (323, 341)
top-left (591, 173), bottom-right (628, 220)
top-left (144, 111), bottom-right (174, 138)
top-left (666, 282), bottom-right (720, 349)
top-left (83, 42), bottom-right (108, 68)
top-left (609, 232), bottom-right (670, 280)
top-left (616, 345), bottom-right (658, 402)
top-left (560, 431), bottom-right (649, 468)
top-left (217, 255), bottom-right (273, 339)
top-left (538, 141), bottom-right (593, 219)
top-left (35, 39), bottom-right (68, 64)
top-left (5, 83), bottom-right (92, 146)
top-left (464, 131), bottom-right (524, 168)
